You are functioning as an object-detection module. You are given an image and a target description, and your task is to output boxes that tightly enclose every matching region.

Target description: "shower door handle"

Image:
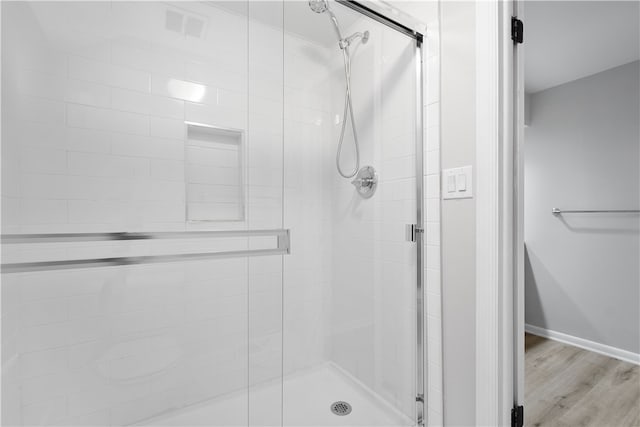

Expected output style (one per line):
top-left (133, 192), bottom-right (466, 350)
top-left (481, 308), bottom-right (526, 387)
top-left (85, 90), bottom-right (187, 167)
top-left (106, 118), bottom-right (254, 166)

top-left (405, 224), bottom-right (423, 242)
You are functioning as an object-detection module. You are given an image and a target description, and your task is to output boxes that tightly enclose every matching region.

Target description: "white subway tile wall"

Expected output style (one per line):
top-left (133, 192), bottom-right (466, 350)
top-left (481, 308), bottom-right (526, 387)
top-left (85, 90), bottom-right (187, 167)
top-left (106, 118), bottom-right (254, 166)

top-left (1, 1), bottom-right (441, 426)
top-left (1, 2), bottom-right (280, 425)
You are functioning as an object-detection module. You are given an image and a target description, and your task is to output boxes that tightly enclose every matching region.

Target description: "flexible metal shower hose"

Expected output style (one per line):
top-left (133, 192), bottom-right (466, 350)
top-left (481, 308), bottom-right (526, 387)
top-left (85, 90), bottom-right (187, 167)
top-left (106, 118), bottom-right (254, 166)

top-left (336, 43), bottom-right (361, 179)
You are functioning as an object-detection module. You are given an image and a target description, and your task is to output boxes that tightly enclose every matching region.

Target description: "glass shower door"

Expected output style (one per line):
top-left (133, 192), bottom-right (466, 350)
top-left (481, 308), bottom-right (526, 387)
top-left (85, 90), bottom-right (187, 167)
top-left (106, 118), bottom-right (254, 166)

top-left (1, 1), bottom-right (285, 426)
top-left (282, 1), bottom-right (420, 425)
top-left (1, 1), bottom-right (423, 426)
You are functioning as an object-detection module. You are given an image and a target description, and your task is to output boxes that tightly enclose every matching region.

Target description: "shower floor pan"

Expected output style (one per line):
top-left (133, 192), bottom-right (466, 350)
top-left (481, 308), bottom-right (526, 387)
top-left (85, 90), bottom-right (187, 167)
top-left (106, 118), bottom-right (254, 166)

top-left (141, 363), bottom-right (413, 427)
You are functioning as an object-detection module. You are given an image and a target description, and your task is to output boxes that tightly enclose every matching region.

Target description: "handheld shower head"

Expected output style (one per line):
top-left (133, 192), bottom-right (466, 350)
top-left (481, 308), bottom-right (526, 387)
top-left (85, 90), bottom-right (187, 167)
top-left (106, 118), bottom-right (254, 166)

top-left (308, 0), bottom-right (329, 13)
top-left (309, 0), bottom-right (344, 44)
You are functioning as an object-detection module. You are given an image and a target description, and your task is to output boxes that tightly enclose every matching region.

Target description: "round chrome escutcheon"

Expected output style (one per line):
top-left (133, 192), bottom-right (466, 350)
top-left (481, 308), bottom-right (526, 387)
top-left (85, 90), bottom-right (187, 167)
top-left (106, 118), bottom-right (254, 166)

top-left (350, 166), bottom-right (378, 198)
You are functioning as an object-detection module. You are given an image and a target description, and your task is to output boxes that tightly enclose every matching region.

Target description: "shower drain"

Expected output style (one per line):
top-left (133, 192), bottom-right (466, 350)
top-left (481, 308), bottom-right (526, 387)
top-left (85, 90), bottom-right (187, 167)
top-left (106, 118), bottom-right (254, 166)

top-left (330, 401), bottom-right (352, 416)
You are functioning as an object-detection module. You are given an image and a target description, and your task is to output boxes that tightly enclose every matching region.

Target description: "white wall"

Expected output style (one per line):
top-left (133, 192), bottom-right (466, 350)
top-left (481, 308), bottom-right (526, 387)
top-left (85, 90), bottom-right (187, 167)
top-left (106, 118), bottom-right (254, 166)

top-left (524, 60), bottom-right (640, 356)
top-left (439, 2), bottom-right (477, 425)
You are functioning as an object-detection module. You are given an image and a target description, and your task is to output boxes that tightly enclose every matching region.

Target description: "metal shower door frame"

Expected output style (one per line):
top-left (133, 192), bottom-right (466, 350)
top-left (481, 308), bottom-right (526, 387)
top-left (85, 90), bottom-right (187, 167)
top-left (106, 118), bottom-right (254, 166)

top-left (336, 2), bottom-right (426, 425)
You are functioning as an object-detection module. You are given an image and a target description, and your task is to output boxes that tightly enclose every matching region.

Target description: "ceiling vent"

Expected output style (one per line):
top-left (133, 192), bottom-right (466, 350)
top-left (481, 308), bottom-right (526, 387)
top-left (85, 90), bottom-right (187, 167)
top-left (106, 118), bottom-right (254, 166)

top-left (165, 7), bottom-right (207, 39)
top-left (165, 9), bottom-right (184, 33)
top-left (184, 16), bottom-right (205, 38)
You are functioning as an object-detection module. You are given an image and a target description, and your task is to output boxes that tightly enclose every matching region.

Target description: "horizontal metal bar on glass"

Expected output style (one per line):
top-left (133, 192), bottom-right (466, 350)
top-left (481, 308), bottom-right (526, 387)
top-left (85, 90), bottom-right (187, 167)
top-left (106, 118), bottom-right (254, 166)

top-left (338, 0), bottom-right (426, 41)
top-left (552, 208), bottom-right (640, 214)
top-left (1, 229), bottom-right (288, 244)
top-left (1, 229), bottom-right (290, 274)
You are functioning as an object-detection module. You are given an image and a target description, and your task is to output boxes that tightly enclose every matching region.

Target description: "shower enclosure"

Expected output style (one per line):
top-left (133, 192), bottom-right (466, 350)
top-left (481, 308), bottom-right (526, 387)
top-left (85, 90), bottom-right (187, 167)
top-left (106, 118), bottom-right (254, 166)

top-left (1, 1), bottom-right (426, 426)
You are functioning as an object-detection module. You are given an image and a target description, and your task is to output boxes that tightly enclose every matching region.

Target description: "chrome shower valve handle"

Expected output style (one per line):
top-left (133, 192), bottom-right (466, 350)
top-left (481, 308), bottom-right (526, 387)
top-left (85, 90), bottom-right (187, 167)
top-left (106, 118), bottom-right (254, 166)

top-left (351, 177), bottom-right (374, 185)
top-left (350, 166), bottom-right (378, 198)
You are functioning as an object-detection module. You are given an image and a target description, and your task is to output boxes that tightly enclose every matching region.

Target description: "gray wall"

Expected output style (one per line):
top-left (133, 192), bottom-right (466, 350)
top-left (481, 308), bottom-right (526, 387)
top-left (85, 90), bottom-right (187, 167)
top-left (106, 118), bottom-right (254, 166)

top-left (524, 60), bottom-right (640, 354)
top-left (440, 1), bottom-right (477, 425)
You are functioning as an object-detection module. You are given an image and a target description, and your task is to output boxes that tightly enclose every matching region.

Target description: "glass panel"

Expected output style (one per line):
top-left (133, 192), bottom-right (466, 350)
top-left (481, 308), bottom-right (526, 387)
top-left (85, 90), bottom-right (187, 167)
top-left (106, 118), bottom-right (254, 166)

top-left (0, 1), bottom-right (287, 426)
top-left (283, 1), bottom-right (418, 426)
top-left (247, 1), bottom-right (284, 426)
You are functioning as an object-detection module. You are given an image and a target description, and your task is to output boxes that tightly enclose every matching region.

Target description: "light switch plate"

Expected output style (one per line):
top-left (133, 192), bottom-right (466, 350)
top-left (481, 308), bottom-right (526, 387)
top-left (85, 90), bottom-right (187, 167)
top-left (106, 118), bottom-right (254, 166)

top-left (442, 166), bottom-right (473, 199)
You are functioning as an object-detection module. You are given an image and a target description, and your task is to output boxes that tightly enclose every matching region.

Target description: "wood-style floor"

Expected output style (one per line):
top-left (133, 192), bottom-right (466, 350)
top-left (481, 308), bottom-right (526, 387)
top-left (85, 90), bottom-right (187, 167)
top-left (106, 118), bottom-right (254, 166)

top-left (525, 333), bottom-right (640, 427)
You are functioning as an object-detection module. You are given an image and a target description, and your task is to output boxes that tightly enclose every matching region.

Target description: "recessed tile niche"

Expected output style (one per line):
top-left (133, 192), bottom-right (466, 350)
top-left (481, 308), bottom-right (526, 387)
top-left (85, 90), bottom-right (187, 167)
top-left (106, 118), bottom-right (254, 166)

top-left (185, 122), bottom-right (245, 222)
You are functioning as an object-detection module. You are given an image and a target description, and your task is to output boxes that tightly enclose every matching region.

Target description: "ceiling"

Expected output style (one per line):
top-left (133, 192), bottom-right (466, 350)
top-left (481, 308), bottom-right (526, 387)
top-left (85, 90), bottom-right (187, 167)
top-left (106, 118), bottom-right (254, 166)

top-left (524, 1), bottom-right (640, 94)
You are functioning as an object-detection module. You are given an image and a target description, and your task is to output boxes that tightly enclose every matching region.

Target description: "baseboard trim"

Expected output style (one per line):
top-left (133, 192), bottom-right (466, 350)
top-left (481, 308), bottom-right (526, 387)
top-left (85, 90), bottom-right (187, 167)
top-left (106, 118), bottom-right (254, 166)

top-left (525, 324), bottom-right (640, 365)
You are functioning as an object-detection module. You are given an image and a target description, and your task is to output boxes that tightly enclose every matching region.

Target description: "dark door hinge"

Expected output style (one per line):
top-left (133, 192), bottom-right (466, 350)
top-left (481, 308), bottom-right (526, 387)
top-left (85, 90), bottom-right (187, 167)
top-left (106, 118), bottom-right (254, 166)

top-left (511, 17), bottom-right (524, 44)
top-left (511, 405), bottom-right (524, 427)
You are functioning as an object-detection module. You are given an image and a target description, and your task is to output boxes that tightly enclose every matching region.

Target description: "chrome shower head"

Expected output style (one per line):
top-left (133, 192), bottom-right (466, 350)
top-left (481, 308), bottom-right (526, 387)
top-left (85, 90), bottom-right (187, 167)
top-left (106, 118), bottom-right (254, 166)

top-left (309, 0), bottom-right (329, 13)
top-left (309, 0), bottom-right (344, 43)
top-left (309, 0), bottom-right (369, 50)
top-left (341, 30), bottom-right (370, 49)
